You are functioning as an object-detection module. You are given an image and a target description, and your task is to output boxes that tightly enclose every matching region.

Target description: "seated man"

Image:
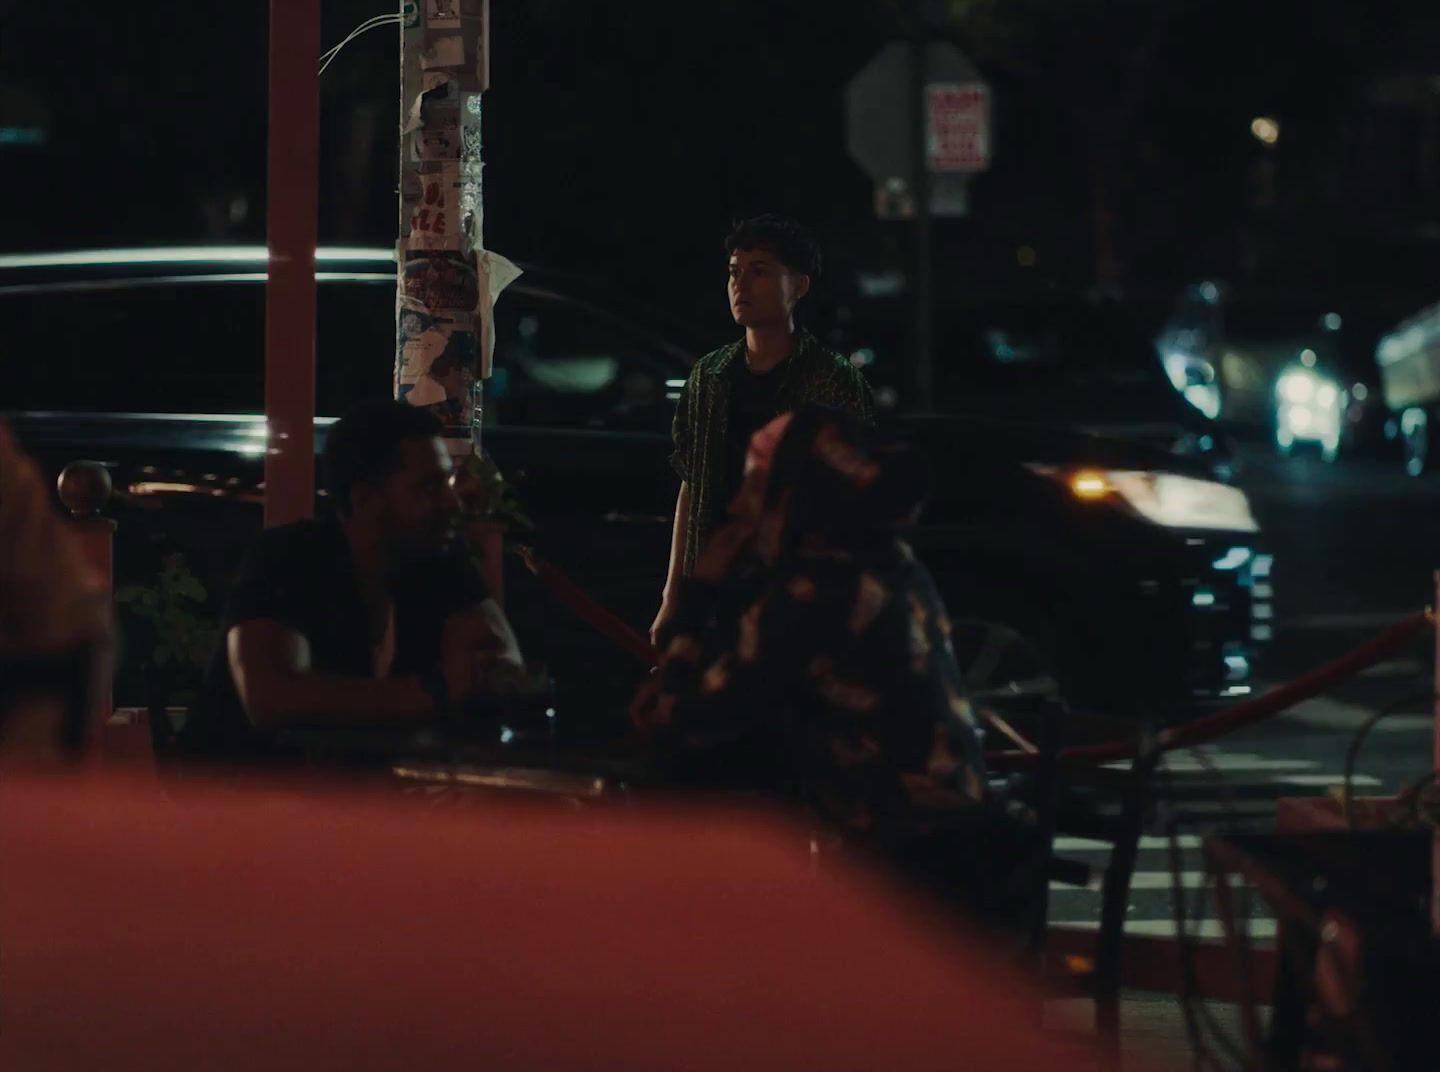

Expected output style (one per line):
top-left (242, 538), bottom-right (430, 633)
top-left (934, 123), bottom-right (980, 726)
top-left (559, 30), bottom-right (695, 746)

top-left (180, 400), bottom-right (521, 762)
top-left (632, 406), bottom-right (1039, 930)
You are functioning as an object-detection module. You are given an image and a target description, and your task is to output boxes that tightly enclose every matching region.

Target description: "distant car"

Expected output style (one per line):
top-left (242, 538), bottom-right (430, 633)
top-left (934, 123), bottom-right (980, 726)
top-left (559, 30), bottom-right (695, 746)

top-left (1203, 291), bottom-right (1391, 462)
top-left (822, 287), bottom-right (1238, 480)
top-left (1156, 280), bottom-right (1225, 421)
top-left (1274, 354), bottom-right (1345, 462)
top-left (2, 248), bottom-right (1272, 735)
top-left (1376, 299), bottom-right (1440, 475)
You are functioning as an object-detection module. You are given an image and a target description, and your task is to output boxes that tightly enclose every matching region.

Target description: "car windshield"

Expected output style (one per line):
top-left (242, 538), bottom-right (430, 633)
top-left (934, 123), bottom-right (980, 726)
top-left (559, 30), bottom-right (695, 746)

top-left (1, 278), bottom-right (393, 415)
top-left (938, 301), bottom-right (1171, 400)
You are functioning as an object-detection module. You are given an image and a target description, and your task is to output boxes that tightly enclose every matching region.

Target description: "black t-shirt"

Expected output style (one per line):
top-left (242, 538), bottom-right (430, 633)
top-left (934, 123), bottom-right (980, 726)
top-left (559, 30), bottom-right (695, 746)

top-left (716, 359), bottom-right (787, 531)
top-left (180, 519), bottom-right (489, 762)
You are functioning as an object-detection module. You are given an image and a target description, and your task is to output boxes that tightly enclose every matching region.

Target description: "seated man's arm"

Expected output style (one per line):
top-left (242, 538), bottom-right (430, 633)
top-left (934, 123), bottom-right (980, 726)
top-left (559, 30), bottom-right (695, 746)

top-left (455, 597), bottom-right (523, 668)
top-left (228, 620), bottom-right (437, 730)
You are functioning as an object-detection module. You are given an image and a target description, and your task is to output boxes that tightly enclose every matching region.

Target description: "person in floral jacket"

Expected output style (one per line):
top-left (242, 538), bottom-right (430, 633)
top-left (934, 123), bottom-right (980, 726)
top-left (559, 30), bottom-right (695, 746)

top-left (632, 406), bottom-right (1042, 932)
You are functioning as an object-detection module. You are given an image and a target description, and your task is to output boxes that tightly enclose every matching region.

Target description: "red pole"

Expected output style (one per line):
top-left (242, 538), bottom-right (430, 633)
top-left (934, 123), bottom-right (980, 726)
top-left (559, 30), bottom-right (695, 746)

top-left (264, 0), bottom-right (321, 528)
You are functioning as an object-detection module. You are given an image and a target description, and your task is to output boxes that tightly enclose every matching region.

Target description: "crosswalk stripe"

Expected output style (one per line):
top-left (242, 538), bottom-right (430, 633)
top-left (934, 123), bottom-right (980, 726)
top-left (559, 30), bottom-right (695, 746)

top-left (1275, 773), bottom-right (1380, 788)
top-left (1053, 834), bottom-right (1203, 852)
top-left (1054, 919), bottom-right (1278, 940)
top-left (1156, 757), bottom-right (1317, 774)
top-left (1279, 611), bottom-right (1415, 631)
top-left (1049, 870), bottom-right (1256, 893)
top-left (1105, 752), bottom-right (1318, 775)
top-left (1127, 871), bottom-right (1207, 891)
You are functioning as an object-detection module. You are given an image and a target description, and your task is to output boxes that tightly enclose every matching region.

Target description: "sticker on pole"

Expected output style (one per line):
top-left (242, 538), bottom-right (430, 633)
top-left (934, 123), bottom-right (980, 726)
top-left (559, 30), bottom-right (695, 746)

top-left (420, 35), bottom-right (465, 70)
top-left (401, 248), bottom-right (479, 314)
top-left (396, 304), bottom-right (475, 421)
top-left (926, 84), bottom-right (990, 173)
top-left (406, 166), bottom-right (464, 249)
top-left (425, 0), bottom-right (461, 30)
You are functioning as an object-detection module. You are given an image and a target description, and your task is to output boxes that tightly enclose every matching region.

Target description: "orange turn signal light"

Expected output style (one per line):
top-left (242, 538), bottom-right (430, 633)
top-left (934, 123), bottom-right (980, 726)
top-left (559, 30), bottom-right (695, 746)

top-left (1068, 470), bottom-right (1112, 500)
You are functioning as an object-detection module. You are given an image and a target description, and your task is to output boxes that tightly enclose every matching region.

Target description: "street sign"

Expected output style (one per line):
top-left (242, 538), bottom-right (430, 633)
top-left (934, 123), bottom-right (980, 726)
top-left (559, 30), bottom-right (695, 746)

top-left (845, 41), bottom-right (990, 196)
top-left (872, 174), bottom-right (969, 221)
top-left (845, 40), bottom-right (991, 413)
top-left (926, 84), bottom-right (990, 173)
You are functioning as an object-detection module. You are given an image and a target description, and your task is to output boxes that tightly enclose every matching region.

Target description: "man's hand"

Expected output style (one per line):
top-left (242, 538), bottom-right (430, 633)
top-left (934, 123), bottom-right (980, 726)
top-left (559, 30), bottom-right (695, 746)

top-left (628, 672), bottom-right (674, 735)
top-left (441, 601), bottom-right (522, 704)
top-left (439, 615), bottom-right (482, 705)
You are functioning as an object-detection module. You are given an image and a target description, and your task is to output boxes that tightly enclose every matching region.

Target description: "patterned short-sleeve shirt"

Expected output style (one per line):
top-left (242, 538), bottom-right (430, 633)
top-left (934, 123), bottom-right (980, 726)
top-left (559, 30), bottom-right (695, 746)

top-left (671, 331), bottom-right (874, 575)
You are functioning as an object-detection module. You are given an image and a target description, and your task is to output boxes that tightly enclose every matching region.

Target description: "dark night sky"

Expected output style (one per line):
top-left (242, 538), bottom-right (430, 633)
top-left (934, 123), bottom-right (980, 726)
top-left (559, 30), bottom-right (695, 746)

top-left (3, 0), bottom-right (1438, 336)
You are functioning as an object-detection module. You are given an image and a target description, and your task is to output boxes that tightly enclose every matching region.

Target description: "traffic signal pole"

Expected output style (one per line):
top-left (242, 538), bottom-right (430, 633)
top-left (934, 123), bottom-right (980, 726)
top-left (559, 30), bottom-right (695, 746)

top-left (910, 35), bottom-right (934, 414)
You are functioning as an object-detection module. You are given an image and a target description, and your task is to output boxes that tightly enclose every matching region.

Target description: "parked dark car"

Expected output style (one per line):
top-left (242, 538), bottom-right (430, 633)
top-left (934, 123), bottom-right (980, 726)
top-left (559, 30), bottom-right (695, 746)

top-left (934, 298), bottom-right (1237, 481)
top-left (834, 290), bottom-right (1237, 482)
top-left (2, 248), bottom-right (1271, 739)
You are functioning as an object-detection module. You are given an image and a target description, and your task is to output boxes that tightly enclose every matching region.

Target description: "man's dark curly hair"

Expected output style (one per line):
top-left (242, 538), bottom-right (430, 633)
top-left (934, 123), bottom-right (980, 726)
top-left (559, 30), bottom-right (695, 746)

top-left (724, 214), bottom-right (821, 280)
top-left (323, 398), bottom-right (443, 516)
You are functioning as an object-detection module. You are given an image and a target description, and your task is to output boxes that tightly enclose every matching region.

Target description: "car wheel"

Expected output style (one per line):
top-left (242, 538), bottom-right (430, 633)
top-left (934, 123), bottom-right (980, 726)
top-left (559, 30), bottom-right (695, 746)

top-left (948, 617), bottom-right (1066, 749)
top-left (1402, 408), bottom-right (1428, 477)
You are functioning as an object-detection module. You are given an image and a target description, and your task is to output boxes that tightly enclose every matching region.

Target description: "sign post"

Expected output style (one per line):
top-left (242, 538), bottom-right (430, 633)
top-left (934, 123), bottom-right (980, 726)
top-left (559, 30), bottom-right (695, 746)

top-left (909, 38), bottom-right (934, 412)
top-left (846, 41), bottom-right (990, 412)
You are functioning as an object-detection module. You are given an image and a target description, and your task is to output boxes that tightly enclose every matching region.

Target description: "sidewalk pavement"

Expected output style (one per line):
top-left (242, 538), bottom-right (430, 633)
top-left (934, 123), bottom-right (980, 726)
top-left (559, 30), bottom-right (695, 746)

top-left (1048, 993), bottom-right (1253, 1068)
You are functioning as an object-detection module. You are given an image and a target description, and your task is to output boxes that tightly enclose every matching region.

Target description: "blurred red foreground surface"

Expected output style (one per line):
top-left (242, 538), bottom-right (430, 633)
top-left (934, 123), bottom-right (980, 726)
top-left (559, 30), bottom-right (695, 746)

top-left (0, 768), bottom-right (1149, 1071)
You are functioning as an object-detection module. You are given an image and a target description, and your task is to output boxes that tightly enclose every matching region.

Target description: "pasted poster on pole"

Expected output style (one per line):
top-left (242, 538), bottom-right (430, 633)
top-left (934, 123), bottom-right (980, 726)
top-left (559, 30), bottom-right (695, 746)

top-left (396, 306), bottom-right (476, 415)
top-left (394, 246), bottom-right (518, 424)
top-left (420, 35), bottom-right (465, 71)
top-left (406, 164), bottom-right (464, 250)
top-left (476, 249), bottom-right (521, 379)
top-left (396, 250), bottom-right (479, 429)
top-left (926, 83), bottom-right (991, 173)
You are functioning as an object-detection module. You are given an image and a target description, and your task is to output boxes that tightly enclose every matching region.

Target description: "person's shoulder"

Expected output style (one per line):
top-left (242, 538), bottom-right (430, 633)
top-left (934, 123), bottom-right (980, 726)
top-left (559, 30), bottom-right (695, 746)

top-left (690, 339), bottom-right (744, 378)
top-left (245, 518), bottom-right (344, 571)
top-left (796, 332), bottom-right (862, 379)
top-left (254, 518), bottom-right (339, 550)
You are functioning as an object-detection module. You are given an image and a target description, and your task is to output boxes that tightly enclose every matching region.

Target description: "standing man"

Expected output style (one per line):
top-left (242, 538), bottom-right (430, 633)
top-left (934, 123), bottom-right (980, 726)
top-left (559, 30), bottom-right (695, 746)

top-left (652, 215), bottom-right (874, 642)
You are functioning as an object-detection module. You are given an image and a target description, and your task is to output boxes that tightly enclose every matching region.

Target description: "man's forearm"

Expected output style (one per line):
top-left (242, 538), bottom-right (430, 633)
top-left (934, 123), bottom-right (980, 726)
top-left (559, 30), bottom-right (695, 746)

top-left (662, 482), bottom-right (691, 598)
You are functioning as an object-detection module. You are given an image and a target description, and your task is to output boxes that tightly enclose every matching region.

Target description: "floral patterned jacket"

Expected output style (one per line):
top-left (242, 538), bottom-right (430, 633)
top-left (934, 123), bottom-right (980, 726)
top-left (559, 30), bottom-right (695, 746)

top-left (651, 545), bottom-right (988, 839)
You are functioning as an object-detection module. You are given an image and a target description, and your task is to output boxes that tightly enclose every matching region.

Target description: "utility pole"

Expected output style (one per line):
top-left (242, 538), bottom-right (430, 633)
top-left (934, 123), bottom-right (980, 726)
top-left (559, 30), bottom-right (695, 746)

top-left (397, 0), bottom-right (494, 456)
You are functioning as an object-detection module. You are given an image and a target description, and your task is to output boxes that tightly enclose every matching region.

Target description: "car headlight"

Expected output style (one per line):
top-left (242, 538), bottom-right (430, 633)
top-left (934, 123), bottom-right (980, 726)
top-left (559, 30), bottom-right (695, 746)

top-left (1027, 465), bottom-right (1260, 533)
top-left (1277, 369), bottom-right (1315, 404)
top-left (1277, 367), bottom-right (1341, 410)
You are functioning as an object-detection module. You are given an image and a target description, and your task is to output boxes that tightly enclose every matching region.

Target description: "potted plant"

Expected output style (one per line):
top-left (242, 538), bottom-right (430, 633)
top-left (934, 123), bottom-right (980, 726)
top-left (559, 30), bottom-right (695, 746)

top-left (451, 451), bottom-right (532, 604)
top-left (114, 553), bottom-right (217, 752)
